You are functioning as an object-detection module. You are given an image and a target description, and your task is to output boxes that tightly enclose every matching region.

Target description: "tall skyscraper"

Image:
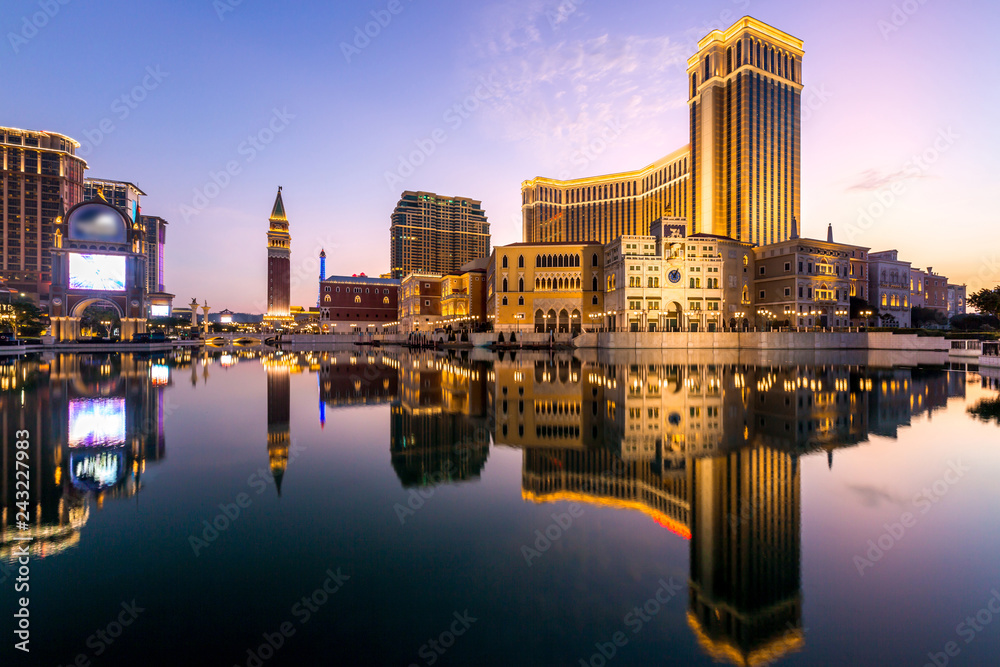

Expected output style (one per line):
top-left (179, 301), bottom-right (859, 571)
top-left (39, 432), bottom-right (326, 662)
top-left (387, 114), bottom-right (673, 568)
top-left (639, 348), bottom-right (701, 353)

top-left (265, 187), bottom-right (292, 323)
top-left (140, 215), bottom-right (168, 293)
top-left (390, 191), bottom-right (490, 279)
top-left (0, 126), bottom-right (87, 300)
top-left (521, 17), bottom-right (802, 247)
top-left (688, 17), bottom-right (803, 243)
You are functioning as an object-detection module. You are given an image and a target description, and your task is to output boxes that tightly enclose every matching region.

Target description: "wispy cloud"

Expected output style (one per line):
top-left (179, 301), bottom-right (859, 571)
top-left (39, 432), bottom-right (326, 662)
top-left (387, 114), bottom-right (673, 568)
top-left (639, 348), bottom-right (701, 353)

top-left (845, 166), bottom-right (931, 192)
top-left (462, 0), bottom-right (689, 170)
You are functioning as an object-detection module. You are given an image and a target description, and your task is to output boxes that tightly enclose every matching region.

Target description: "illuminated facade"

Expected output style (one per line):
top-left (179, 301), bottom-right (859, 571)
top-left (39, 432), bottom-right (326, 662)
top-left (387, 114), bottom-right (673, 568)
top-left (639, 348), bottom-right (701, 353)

top-left (140, 214), bottom-right (168, 294)
top-left (947, 283), bottom-right (966, 318)
top-left (399, 272), bottom-right (444, 332)
top-left (389, 191), bottom-right (490, 279)
top-left (603, 220), bottom-right (754, 331)
top-left (753, 229), bottom-right (867, 328)
top-left (319, 274), bottom-right (400, 333)
top-left (521, 17), bottom-right (803, 247)
top-left (688, 17), bottom-right (803, 243)
top-left (1, 126), bottom-right (87, 300)
top-left (486, 242), bottom-right (605, 333)
top-left (441, 258), bottom-right (489, 327)
top-left (868, 250), bottom-right (912, 328)
top-left (521, 147), bottom-right (690, 244)
top-left (265, 187), bottom-right (292, 324)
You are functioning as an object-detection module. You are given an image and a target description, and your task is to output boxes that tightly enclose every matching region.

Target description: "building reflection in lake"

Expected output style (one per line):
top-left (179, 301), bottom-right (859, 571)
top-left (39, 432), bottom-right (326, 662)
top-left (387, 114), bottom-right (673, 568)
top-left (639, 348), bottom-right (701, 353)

top-left (406, 349), bottom-right (962, 666)
top-left (1, 353), bottom-right (168, 562)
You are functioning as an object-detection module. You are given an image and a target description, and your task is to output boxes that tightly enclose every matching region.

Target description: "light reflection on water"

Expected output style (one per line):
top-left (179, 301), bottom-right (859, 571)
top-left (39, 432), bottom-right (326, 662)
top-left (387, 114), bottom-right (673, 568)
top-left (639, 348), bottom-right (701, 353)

top-left (1, 348), bottom-right (999, 666)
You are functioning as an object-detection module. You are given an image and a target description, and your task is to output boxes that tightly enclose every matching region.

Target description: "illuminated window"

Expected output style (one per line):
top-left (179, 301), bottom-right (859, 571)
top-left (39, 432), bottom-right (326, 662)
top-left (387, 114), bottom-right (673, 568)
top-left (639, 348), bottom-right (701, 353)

top-left (354, 296), bottom-right (361, 304)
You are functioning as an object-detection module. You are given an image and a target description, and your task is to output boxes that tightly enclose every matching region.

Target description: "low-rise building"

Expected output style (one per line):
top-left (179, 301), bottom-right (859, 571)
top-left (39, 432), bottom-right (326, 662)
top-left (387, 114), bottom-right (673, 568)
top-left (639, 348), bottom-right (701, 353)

top-left (947, 284), bottom-right (967, 318)
top-left (909, 268), bottom-right (927, 309)
top-left (603, 220), bottom-right (747, 332)
top-left (399, 273), bottom-right (443, 332)
top-left (487, 242), bottom-right (605, 334)
top-left (754, 227), bottom-right (863, 328)
top-left (868, 250), bottom-right (912, 327)
top-left (924, 268), bottom-right (949, 315)
top-left (319, 274), bottom-right (399, 333)
top-left (441, 258), bottom-right (489, 328)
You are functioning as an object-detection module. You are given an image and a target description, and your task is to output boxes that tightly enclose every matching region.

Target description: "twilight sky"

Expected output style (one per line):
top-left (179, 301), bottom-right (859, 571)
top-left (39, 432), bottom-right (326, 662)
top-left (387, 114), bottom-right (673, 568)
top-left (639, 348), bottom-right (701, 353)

top-left (3, 0), bottom-right (998, 312)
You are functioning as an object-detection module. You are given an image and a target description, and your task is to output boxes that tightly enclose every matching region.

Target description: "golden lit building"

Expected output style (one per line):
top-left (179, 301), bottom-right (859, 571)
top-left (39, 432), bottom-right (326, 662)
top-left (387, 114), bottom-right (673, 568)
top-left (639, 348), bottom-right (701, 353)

top-left (399, 272), bottom-right (443, 332)
top-left (521, 146), bottom-right (690, 244)
top-left (521, 17), bottom-right (803, 247)
top-left (486, 242), bottom-right (605, 333)
top-left (440, 258), bottom-right (489, 328)
top-left (389, 191), bottom-right (490, 279)
top-left (603, 220), bottom-right (753, 331)
top-left (753, 225), bottom-right (866, 328)
top-left (688, 18), bottom-right (804, 244)
top-left (1, 126), bottom-right (87, 300)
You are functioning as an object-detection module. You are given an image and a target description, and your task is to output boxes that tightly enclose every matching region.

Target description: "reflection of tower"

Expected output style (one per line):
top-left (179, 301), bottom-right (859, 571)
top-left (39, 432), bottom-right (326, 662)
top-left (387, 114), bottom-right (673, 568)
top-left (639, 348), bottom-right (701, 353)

top-left (266, 362), bottom-right (291, 495)
top-left (265, 187), bottom-right (292, 324)
top-left (687, 447), bottom-right (803, 665)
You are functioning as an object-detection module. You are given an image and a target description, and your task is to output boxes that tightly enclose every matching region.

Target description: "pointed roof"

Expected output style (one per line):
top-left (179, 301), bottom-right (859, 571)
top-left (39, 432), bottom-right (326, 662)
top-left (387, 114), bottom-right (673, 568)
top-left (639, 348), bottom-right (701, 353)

top-left (790, 216), bottom-right (799, 240)
top-left (270, 187), bottom-right (287, 221)
top-left (827, 223), bottom-right (834, 243)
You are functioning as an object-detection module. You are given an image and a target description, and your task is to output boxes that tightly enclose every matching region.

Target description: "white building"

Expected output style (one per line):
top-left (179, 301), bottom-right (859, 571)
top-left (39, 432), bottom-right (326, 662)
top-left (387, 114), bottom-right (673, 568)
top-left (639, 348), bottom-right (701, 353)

top-left (868, 250), bottom-right (912, 327)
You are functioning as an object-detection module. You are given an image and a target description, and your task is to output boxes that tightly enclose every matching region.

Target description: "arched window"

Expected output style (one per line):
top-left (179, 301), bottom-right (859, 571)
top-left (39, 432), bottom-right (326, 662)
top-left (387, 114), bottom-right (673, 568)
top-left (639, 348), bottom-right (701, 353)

top-left (383, 296), bottom-right (389, 304)
top-left (354, 295), bottom-right (361, 304)
top-left (535, 278), bottom-right (541, 289)
top-left (502, 296), bottom-right (508, 305)
top-left (518, 296), bottom-right (524, 306)
top-left (592, 276), bottom-right (598, 291)
top-left (502, 278), bottom-right (508, 292)
top-left (518, 255), bottom-right (524, 268)
top-left (535, 255), bottom-right (541, 267)
top-left (592, 253), bottom-right (598, 267)
top-left (502, 255), bottom-right (508, 268)
top-left (518, 277), bottom-right (524, 292)
top-left (324, 295), bottom-right (331, 303)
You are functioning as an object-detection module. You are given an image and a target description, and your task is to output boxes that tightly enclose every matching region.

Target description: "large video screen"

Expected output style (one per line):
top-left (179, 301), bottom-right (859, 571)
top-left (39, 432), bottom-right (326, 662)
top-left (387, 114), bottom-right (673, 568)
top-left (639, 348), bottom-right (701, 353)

top-left (69, 254), bottom-right (126, 291)
top-left (150, 305), bottom-right (170, 317)
top-left (69, 397), bottom-right (126, 447)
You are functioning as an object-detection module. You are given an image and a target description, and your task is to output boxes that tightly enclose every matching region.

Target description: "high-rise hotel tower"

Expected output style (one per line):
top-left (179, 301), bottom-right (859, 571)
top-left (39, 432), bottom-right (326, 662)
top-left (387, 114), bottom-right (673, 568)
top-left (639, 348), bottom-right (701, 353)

top-left (521, 17), bottom-right (802, 246)
top-left (389, 191), bottom-right (490, 279)
top-left (265, 187), bottom-right (292, 324)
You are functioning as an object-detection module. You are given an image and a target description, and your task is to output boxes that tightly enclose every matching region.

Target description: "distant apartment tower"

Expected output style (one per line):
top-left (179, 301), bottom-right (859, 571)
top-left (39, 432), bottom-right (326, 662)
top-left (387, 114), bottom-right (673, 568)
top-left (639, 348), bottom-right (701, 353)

top-left (140, 215), bottom-right (168, 292)
top-left (390, 191), bottom-right (490, 279)
top-left (0, 126), bottom-right (87, 300)
top-left (521, 17), bottom-right (803, 247)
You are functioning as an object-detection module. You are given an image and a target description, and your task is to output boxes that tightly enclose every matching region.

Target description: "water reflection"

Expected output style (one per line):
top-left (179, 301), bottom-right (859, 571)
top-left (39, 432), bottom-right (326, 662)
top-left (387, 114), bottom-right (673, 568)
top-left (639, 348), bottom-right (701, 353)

top-left (2, 347), bottom-right (992, 665)
top-left (1, 353), bottom-right (168, 561)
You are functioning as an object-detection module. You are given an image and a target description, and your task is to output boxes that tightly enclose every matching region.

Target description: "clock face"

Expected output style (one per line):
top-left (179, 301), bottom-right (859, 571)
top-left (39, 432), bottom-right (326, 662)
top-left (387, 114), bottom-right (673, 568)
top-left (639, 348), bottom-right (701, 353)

top-left (668, 269), bottom-right (682, 284)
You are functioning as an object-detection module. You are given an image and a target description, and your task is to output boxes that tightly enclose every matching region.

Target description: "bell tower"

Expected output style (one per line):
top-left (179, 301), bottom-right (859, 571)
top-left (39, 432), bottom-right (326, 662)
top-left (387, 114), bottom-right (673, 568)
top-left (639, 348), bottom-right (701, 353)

top-left (265, 187), bottom-right (293, 325)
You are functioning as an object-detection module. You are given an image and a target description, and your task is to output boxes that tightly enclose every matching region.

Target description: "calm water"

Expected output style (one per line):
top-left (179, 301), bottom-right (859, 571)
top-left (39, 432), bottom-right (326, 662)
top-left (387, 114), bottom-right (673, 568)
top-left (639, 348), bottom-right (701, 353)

top-left (2, 347), bottom-right (1000, 666)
